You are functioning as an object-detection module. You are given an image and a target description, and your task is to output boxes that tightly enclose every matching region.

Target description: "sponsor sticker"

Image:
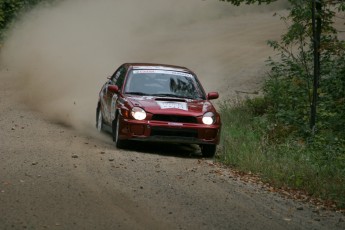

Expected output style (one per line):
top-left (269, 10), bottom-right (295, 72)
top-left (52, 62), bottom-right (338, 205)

top-left (132, 70), bottom-right (193, 78)
top-left (111, 94), bottom-right (118, 120)
top-left (157, 101), bottom-right (188, 111)
top-left (133, 66), bottom-right (184, 72)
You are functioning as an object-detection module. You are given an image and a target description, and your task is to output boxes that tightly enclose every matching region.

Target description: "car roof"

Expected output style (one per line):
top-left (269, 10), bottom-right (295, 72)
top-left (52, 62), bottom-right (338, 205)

top-left (124, 63), bottom-right (193, 74)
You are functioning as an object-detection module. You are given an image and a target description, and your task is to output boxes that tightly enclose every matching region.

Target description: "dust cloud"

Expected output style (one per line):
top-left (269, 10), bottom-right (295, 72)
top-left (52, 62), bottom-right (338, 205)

top-left (0, 0), bottom-right (288, 133)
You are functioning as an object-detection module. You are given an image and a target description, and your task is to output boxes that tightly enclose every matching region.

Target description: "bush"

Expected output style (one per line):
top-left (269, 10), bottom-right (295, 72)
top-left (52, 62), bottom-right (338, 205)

top-left (0, 0), bottom-right (49, 40)
top-left (218, 101), bottom-right (345, 208)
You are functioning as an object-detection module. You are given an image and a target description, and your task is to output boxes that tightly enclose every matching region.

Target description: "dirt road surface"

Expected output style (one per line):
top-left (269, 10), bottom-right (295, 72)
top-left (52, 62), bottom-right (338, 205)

top-left (1, 1), bottom-right (344, 229)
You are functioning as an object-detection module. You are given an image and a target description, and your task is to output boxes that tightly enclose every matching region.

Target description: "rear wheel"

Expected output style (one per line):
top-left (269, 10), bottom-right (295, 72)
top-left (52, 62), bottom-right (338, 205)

top-left (201, 144), bottom-right (216, 158)
top-left (113, 115), bottom-right (126, 148)
top-left (96, 109), bottom-right (103, 132)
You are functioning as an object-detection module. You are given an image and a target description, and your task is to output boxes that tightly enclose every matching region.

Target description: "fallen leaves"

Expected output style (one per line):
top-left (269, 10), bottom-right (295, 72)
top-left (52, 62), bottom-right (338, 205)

top-left (198, 159), bottom-right (345, 214)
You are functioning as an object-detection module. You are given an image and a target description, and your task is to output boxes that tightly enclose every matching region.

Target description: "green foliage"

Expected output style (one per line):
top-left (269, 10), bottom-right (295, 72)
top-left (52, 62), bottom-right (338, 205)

top-left (0, 0), bottom-right (48, 39)
top-left (245, 97), bottom-right (269, 116)
top-left (218, 101), bottom-right (345, 208)
top-left (264, 0), bottom-right (345, 136)
top-left (219, 0), bottom-right (276, 6)
top-left (218, 100), bottom-right (266, 170)
top-left (221, 0), bottom-right (345, 138)
top-left (219, 0), bottom-right (345, 208)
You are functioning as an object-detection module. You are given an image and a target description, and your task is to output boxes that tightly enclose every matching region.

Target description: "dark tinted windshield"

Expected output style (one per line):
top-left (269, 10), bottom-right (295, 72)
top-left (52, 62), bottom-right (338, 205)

top-left (124, 69), bottom-right (205, 99)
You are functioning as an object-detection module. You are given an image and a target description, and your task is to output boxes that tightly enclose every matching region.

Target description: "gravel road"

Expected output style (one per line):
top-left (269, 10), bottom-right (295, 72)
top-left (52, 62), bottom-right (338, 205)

top-left (1, 69), bottom-right (344, 230)
top-left (1, 1), bottom-right (344, 229)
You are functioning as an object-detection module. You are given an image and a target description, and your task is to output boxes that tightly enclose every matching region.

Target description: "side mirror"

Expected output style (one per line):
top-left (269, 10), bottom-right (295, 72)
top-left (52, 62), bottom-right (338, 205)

top-left (207, 92), bottom-right (219, 100)
top-left (108, 85), bottom-right (119, 93)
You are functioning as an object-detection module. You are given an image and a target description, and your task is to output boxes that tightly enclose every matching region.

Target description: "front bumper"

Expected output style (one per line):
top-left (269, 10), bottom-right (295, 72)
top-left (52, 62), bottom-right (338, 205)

top-left (118, 119), bottom-right (221, 145)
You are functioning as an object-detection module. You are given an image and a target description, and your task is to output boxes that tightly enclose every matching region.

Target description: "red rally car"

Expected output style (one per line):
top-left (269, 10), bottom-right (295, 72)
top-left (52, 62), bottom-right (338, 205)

top-left (96, 63), bottom-right (221, 157)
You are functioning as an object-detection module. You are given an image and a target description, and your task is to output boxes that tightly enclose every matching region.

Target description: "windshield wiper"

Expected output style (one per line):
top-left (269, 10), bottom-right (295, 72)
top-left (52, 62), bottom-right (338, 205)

top-left (153, 93), bottom-right (184, 98)
top-left (153, 93), bottom-right (196, 100)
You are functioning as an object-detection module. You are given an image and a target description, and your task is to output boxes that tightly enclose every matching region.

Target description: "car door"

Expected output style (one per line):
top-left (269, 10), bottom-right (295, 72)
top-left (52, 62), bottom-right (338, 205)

top-left (104, 65), bottom-right (127, 123)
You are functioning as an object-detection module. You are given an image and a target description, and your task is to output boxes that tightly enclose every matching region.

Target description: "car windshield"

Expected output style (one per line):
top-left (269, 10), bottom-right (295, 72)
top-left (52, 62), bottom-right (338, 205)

top-left (124, 69), bottom-right (205, 99)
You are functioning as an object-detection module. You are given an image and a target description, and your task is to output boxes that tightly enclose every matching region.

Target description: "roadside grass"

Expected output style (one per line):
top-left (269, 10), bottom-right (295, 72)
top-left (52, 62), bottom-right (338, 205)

top-left (217, 100), bottom-right (345, 208)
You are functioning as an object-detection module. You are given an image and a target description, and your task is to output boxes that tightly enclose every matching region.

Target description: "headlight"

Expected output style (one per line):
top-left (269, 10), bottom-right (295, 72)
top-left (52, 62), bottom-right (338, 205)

top-left (131, 107), bottom-right (146, 120)
top-left (202, 112), bottom-right (215, 125)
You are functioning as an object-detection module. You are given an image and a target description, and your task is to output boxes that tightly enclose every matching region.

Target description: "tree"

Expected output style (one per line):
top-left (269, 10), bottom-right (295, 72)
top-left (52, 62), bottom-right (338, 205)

top-left (220, 0), bottom-right (275, 5)
top-left (221, 0), bottom-right (345, 137)
top-left (0, 0), bottom-right (47, 39)
top-left (310, 0), bottom-right (321, 133)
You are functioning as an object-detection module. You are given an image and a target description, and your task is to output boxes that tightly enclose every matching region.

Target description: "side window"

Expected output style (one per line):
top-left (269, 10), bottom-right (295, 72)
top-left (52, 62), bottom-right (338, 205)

top-left (111, 66), bottom-right (127, 91)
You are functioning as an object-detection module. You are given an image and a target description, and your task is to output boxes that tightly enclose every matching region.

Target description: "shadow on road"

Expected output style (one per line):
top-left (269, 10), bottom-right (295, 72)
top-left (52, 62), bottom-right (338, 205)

top-left (124, 141), bottom-right (204, 159)
top-left (98, 130), bottom-right (205, 159)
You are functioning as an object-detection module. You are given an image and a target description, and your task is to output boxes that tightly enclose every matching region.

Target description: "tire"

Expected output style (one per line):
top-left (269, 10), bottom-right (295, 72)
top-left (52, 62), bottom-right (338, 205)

top-left (113, 115), bottom-right (125, 148)
top-left (201, 144), bottom-right (216, 158)
top-left (96, 109), bottom-right (104, 132)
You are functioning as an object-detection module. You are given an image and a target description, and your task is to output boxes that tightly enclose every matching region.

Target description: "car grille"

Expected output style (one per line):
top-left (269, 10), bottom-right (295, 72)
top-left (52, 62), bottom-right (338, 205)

top-left (151, 127), bottom-right (198, 138)
top-left (151, 115), bottom-right (197, 123)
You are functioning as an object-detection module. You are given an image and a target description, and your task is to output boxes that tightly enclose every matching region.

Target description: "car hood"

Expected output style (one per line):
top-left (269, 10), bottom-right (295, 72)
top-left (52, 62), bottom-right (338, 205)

top-left (127, 96), bottom-right (215, 116)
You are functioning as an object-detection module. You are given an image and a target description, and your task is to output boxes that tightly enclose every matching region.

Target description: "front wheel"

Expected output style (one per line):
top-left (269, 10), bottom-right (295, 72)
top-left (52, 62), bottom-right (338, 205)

top-left (201, 144), bottom-right (216, 158)
top-left (113, 115), bottom-right (126, 148)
